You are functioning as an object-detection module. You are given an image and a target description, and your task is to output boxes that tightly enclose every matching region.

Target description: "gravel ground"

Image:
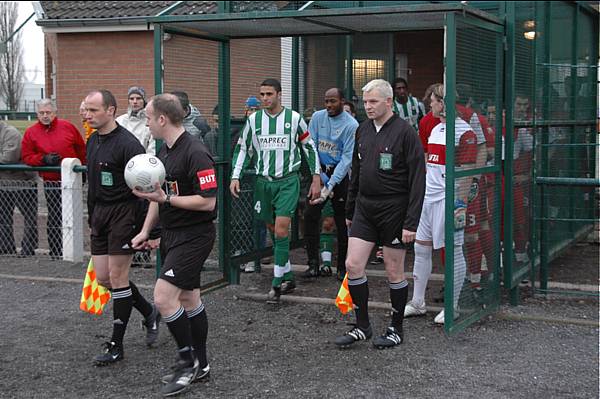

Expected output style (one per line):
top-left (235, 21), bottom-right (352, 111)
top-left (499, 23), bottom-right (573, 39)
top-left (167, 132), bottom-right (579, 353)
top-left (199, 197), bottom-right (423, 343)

top-left (0, 257), bottom-right (598, 399)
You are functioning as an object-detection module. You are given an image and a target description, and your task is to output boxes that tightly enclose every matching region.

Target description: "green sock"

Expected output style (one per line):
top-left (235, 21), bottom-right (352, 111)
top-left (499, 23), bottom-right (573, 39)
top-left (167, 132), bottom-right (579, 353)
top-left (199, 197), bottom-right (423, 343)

top-left (272, 276), bottom-right (283, 288)
top-left (283, 271), bottom-right (294, 282)
top-left (273, 236), bottom-right (289, 287)
top-left (274, 235), bottom-right (289, 267)
top-left (320, 233), bottom-right (334, 267)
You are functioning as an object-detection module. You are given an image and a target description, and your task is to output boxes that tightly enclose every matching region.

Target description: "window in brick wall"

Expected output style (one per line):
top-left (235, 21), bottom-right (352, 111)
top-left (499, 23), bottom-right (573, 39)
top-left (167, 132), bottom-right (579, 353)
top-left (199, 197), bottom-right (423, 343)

top-left (350, 58), bottom-right (386, 93)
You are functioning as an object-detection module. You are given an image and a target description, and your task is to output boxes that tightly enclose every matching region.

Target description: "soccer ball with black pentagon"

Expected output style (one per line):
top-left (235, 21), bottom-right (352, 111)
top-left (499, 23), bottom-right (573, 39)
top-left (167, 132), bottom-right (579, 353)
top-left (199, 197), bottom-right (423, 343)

top-left (124, 154), bottom-right (166, 193)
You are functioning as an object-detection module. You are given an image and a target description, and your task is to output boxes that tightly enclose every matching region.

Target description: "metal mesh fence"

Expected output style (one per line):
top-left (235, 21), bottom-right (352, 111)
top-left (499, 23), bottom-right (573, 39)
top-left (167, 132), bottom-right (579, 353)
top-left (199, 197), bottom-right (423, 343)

top-left (449, 16), bottom-right (503, 332)
top-left (0, 179), bottom-right (40, 258)
top-left (530, 2), bottom-right (598, 292)
top-left (0, 178), bottom-right (76, 261)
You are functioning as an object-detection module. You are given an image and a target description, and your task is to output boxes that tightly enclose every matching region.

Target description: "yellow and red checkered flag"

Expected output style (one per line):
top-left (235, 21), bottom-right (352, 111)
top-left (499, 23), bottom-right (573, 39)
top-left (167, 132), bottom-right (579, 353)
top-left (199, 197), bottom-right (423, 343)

top-left (80, 259), bottom-right (111, 315)
top-left (335, 272), bottom-right (354, 314)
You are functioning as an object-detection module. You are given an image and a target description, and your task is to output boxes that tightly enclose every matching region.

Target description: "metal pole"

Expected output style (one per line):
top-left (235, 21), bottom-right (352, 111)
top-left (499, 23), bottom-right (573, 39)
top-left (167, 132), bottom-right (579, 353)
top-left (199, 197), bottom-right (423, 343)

top-left (344, 35), bottom-right (353, 102)
top-left (291, 37), bottom-right (300, 244)
top-left (2, 12), bottom-right (35, 46)
top-left (153, 23), bottom-right (164, 155)
top-left (217, 1), bottom-right (234, 284)
top-left (568, 4), bottom-right (579, 238)
top-left (444, 12), bottom-right (457, 333)
top-left (503, 2), bottom-right (518, 305)
top-left (539, 2), bottom-right (552, 292)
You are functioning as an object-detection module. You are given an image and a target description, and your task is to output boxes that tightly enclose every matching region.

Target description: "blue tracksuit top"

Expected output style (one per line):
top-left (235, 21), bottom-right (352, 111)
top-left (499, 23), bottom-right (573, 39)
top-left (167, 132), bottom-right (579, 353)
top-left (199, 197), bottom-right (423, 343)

top-left (308, 109), bottom-right (358, 191)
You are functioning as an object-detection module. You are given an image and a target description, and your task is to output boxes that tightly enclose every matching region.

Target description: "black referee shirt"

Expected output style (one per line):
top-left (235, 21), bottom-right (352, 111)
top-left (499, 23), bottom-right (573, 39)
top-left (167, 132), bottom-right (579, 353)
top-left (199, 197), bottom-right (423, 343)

top-left (158, 131), bottom-right (217, 228)
top-left (86, 123), bottom-right (145, 215)
top-left (346, 113), bottom-right (425, 232)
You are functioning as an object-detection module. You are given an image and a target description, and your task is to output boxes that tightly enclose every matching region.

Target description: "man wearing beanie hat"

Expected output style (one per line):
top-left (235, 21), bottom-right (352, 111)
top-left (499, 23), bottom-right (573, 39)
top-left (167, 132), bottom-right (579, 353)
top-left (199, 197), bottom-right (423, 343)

top-left (116, 86), bottom-right (155, 155)
top-left (116, 86), bottom-right (156, 268)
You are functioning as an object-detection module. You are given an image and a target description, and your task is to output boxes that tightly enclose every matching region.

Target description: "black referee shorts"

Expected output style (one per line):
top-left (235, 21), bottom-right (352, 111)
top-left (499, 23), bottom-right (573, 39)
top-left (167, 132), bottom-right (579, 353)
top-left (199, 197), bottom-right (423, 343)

top-left (91, 200), bottom-right (145, 255)
top-left (350, 195), bottom-right (409, 249)
top-left (159, 223), bottom-right (216, 290)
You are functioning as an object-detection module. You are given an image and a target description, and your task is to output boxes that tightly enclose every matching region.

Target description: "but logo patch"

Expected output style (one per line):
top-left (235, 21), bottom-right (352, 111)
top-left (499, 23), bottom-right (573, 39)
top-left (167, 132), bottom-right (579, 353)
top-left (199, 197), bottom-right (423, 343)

top-left (197, 169), bottom-right (217, 190)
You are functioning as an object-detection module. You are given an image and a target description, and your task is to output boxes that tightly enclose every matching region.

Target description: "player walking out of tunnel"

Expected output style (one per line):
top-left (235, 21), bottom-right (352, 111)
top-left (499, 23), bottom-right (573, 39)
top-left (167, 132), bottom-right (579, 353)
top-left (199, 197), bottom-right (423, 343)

top-left (302, 87), bottom-right (358, 281)
top-left (405, 83), bottom-right (478, 325)
top-left (230, 78), bottom-right (321, 303)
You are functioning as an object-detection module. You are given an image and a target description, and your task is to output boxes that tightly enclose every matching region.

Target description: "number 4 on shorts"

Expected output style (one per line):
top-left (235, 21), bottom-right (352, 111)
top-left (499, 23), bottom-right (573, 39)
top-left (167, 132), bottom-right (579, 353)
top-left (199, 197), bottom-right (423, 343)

top-left (254, 201), bottom-right (261, 214)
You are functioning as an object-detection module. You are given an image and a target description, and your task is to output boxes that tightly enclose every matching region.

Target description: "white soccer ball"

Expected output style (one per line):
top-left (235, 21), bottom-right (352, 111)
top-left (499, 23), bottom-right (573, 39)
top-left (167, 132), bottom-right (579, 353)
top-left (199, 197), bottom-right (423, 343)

top-left (124, 154), bottom-right (166, 193)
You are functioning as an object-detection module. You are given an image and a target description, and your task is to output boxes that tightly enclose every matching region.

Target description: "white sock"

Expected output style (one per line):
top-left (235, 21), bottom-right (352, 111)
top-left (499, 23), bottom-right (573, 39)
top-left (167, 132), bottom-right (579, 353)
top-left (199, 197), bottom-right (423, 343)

top-left (411, 243), bottom-right (432, 306)
top-left (321, 251), bottom-right (332, 263)
top-left (453, 244), bottom-right (467, 309)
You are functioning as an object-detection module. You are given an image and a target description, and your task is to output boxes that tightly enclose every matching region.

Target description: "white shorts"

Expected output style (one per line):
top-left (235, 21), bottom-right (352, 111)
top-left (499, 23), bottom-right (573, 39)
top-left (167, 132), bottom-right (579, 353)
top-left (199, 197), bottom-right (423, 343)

top-left (416, 199), bottom-right (464, 250)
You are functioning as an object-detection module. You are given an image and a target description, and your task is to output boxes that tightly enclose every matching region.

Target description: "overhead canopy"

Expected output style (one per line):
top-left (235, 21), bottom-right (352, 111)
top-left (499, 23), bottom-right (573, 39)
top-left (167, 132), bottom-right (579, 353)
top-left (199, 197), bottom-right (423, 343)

top-left (148, 3), bottom-right (503, 39)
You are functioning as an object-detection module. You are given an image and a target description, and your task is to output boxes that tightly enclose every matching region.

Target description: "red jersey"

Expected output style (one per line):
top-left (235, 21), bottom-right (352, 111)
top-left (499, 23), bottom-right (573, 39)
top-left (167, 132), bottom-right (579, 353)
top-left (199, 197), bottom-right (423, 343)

top-left (21, 118), bottom-right (87, 181)
top-left (425, 118), bottom-right (478, 202)
top-left (418, 111), bottom-right (441, 153)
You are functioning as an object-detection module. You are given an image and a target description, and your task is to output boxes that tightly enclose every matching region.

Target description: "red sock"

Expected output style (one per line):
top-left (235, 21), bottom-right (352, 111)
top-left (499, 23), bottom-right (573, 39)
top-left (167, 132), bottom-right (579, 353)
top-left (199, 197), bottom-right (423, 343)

top-left (465, 240), bottom-right (483, 276)
top-left (480, 228), bottom-right (494, 266)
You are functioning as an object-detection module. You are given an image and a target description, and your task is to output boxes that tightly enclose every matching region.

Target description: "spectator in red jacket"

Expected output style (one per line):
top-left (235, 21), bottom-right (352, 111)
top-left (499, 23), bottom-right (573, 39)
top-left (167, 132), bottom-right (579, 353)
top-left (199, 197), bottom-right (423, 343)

top-left (21, 99), bottom-right (86, 259)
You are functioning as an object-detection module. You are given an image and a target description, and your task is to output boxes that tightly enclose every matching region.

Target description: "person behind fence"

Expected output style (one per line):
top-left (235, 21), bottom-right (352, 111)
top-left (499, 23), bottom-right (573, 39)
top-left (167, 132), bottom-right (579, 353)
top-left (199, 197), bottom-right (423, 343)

top-left (84, 89), bottom-right (160, 366)
top-left (21, 99), bottom-right (86, 259)
top-left (130, 93), bottom-right (216, 397)
top-left (116, 86), bottom-right (156, 268)
top-left (336, 79), bottom-right (425, 349)
top-left (230, 78), bottom-right (321, 304)
top-left (170, 90), bottom-right (211, 144)
top-left (404, 83), bottom-right (476, 325)
top-left (0, 121), bottom-right (38, 256)
top-left (80, 100), bottom-right (95, 141)
top-left (302, 88), bottom-right (358, 281)
top-left (116, 86), bottom-right (156, 155)
top-left (343, 101), bottom-right (357, 119)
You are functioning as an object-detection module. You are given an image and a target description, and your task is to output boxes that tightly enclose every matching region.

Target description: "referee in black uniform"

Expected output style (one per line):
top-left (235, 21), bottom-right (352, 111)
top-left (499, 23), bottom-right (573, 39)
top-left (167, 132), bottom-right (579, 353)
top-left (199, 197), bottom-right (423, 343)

top-left (131, 94), bottom-right (216, 397)
top-left (334, 79), bottom-right (425, 349)
top-left (85, 89), bottom-right (160, 366)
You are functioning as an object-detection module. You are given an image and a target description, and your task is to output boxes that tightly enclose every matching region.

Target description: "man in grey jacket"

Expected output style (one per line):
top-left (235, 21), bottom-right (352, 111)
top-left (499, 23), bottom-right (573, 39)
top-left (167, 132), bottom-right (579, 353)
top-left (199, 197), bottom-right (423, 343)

top-left (0, 121), bottom-right (38, 256)
top-left (170, 91), bottom-right (210, 143)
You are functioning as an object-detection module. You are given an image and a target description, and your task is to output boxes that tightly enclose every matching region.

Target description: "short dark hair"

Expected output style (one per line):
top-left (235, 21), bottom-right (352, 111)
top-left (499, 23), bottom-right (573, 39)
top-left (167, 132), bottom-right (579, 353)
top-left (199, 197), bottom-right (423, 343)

top-left (343, 100), bottom-right (356, 114)
top-left (326, 87), bottom-right (345, 99)
top-left (89, 89), bottom-right (118, 114)
top-left (393, 77), bottom-right (408, 88)
top-left (150, 94), bottom-right (185, 125)
top-left (261, 78), bottom-right (282, 93)
top-left (170, 91), bottom-right (190, 111)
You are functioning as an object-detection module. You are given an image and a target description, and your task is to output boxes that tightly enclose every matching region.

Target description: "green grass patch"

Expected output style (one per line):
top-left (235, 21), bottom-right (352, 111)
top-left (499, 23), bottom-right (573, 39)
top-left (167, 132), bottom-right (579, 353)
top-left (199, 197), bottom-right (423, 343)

top-left (5, 120), bottom-right (35, 134)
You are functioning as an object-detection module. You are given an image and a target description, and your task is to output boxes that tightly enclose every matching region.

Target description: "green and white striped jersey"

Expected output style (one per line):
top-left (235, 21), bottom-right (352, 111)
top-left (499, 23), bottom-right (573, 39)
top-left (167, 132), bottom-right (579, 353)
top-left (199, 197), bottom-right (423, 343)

top-left (392, 95), bottom-right (424, 133)
top-left (231, 107), bottom-right (320, 179)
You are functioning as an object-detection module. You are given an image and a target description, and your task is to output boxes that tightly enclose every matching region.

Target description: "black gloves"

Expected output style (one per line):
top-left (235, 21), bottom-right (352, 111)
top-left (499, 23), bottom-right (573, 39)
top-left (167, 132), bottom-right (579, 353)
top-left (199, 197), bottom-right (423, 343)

top-left (42, 152), bottom-right (61, 166)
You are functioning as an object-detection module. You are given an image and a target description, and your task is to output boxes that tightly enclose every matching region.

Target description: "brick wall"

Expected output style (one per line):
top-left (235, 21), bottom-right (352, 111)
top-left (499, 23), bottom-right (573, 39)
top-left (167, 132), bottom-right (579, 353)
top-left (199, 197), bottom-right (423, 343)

top-left (395, 30), bottom-right (444, 102)
top-left (164, 35), bottom-right (282, 123)
top-left (45, 29), bottom-right (442, 134)
top-left (50, 31), bottom-right (155, 133)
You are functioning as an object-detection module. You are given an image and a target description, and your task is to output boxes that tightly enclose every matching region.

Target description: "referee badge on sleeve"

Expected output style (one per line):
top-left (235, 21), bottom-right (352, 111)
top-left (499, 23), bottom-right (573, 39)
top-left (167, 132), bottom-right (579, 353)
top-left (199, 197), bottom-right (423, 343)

top-left (197, 169), bottom-right (217, 190)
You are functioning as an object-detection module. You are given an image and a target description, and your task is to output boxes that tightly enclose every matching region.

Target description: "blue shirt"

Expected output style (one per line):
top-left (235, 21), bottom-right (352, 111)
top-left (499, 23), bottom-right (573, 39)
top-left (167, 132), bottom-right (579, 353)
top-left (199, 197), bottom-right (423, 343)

top-left (308, 109), bottom-right (358, 191)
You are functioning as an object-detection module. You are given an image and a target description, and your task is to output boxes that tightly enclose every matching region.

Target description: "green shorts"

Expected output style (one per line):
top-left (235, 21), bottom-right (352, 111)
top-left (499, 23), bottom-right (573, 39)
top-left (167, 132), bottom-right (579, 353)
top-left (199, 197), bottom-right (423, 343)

top-left (254, 174), bottom-right (300, 224)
